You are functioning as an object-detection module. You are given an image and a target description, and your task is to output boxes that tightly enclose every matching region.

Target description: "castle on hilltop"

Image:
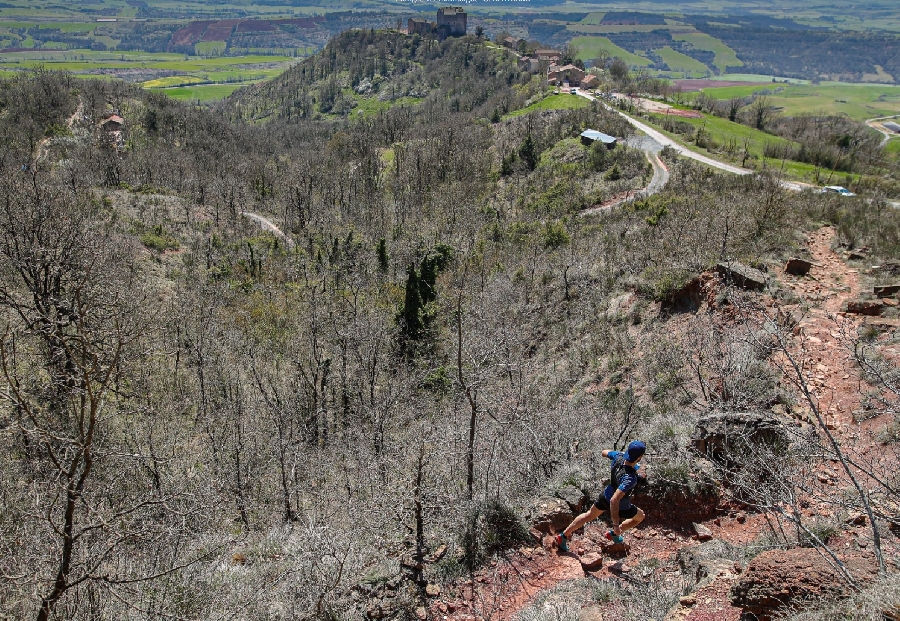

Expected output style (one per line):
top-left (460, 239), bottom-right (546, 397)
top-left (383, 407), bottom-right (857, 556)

top-left (408, 7), bottom-right (467, 40)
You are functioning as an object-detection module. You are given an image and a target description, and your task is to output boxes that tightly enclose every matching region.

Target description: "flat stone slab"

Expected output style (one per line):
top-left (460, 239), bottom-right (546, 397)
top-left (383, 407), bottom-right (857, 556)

top-left (845, 299), bottom-right (883, 316)
top-left (580, 552), bottom-right (603, 570)
top-left (874, 284), bottom-right (900, 297)
top-left (716, 261), bottom-right (766, 291)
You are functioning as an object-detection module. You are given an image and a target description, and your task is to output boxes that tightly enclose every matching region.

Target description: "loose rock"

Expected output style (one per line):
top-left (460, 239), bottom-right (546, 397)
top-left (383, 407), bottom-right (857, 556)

top-left (580, 552), bottom-right (603, 571)
top-left (693, 522), bottom-right (713, 541)
top-left (785, 258), bottom-right (813, 276)
top-left (426, 584), bottom-right (440, 597)
top-left (716, 261), bottom-right (767, 290)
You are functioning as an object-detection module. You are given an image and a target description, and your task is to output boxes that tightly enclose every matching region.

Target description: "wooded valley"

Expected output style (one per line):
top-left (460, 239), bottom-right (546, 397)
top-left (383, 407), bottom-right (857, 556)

top-left (2, 30), bottom-right (900, 621)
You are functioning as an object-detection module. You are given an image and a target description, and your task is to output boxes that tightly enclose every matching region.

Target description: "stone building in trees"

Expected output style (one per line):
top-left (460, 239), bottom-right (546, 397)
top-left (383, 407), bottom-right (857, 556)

top-left (407, 7), bottom-right (467, 40)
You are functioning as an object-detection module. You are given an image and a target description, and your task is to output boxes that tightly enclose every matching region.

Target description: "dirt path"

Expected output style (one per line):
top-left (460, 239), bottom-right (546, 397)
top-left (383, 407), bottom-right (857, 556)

top-left (33, 97), bottom-right (82, 166)
top-left (780, 226), bottom-right (865, 427)
top-left (580, 146), bottom-right (669, 216)
top-left (240, 211), bottom-right (296, 249)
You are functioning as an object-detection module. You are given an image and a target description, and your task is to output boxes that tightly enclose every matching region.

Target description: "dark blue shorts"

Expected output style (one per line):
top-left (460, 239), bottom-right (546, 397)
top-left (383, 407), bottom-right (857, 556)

top-left (594, 494), bottom-right (638, 519)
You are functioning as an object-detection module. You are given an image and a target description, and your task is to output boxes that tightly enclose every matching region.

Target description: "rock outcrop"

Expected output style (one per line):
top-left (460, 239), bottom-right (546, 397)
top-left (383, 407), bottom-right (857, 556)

top-left (632, 458), bottom-right (721, 523)
top-left (874, 284), bottom-right (900, 297)
top-left (528, 497), bottom-right (573, 535)
top-left (677, 538), bottom-right (737, 584)
top-left (716, 261), bottom-right (767, 291)
top-left (692, 411), bottom-right (792, 459)
top-left (844, 299), bottom-right (883, 316)
top-left (730, 547), bottom-right (879, 620)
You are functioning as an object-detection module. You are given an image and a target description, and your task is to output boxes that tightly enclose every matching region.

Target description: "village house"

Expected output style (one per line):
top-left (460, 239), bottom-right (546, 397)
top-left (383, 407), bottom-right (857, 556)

top-left (502, 36), bottom-right (526, 49)
top-left (580, 74), bottom-right (599, 89)
top-left (100, 114), bottom-right (124, 132)
top-left (99, 114), bottom-right (125, 151)
top-left (517, 56), bottom-right (541, 73)
top-left (547, 64), bottom-right (585, 86)
top-left (534, 49), bottom-right (561, 63)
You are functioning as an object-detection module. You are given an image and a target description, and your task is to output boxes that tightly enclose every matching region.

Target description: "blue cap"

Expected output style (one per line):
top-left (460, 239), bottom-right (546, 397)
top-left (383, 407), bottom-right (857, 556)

top-left (625, 440), bottom-right (646, 462)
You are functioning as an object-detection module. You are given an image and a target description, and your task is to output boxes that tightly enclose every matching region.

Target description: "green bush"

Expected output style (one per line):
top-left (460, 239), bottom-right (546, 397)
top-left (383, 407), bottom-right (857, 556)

top-left (139, 225), bottom-right (180, 252)
top-left (800, 518), bottom-right (840, 548)
top-left (460, 500), bottom-right (531, 570)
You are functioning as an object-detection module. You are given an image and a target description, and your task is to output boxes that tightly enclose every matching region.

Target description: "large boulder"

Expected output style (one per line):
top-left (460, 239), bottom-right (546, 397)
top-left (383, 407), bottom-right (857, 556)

top-left (716, 261), bottom-right (767, 291)
top-left (730, 547), bottom-right (879, 621)
top-left (528, 497), bottom-right (573, 535)
top-left (677, 538), bottom-right (736, 584)
top-left (784, 258), bottom-right (813, 276)
top-left (555, 484), bottom-right (588, 513)
top-left (692, 412), bottom-right (792, 459)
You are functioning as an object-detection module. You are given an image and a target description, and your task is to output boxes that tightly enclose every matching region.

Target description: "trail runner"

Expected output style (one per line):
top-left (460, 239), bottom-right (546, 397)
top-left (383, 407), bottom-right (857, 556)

top-left (555, 440), bottom-right (646, 551)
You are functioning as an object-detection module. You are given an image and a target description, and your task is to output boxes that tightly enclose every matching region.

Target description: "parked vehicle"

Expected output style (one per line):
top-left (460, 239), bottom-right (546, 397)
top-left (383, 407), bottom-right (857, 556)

top-left (820, 185), bottom-right (856, 197)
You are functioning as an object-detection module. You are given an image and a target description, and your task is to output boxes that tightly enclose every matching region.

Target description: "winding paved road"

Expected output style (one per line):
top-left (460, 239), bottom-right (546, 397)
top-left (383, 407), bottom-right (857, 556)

top-left (866, 115), bottom-right (899, 147)
top-left (576, 91), bottom-right (894, 198)
top-left (578, 90), bottom-right (752, 176)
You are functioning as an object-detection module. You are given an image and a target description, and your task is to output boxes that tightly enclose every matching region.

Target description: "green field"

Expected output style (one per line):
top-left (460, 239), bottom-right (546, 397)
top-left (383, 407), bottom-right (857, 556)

top-left (579, 12), bottom-right (606, 25)
top-left (670, 31), bottom-right (742, 73)
top-left (350, 94), bottom-right (423, 117)
top-left (507, 93), bottom-right (591, 118)
top-left (656, 46), bottom-right (709, 76)
top-left (694, 82), bottom-right (900, 121)
top-left (571, 35), bottom-right (652, 67)
top-left (156, 83), bottom-right (247, 102)
top-left (569, 24), bottom-right (671, 34)
top-left (195, 41), bottom-right (227, 57)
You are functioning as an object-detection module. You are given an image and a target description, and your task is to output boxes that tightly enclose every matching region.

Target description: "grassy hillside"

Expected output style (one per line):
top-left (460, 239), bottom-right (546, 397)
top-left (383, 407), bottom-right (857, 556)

top-left (571, 35), bottom-right (652, 67)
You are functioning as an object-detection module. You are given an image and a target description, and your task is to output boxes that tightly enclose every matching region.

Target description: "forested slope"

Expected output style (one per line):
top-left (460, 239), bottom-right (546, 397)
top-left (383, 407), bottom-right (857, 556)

top-left (1, 30), bottom-right (899, 621)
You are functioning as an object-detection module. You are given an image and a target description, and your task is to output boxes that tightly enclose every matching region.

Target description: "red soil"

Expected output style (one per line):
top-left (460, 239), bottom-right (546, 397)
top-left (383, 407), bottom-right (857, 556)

top-left (200, 19), bottom-right (242, 42)
top-left (169, 21), bottom-right (212, 47)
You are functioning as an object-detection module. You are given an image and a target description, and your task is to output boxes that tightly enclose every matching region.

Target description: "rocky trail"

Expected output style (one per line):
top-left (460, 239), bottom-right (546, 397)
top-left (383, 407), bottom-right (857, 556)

top-left (424, 225), bottom-right (898, 621)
